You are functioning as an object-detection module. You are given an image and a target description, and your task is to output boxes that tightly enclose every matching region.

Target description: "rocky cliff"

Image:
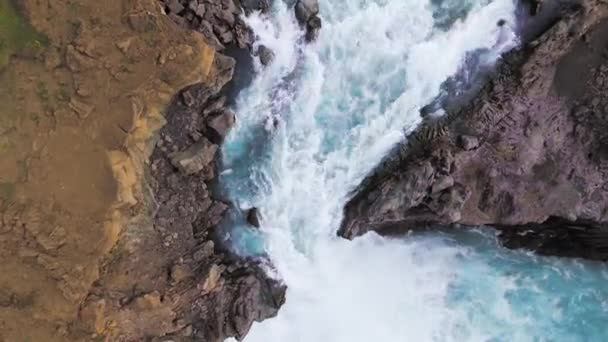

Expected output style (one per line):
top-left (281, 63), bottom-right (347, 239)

top-left (0, 0), bottom-right (286, 341)
top-left (340, 0), bottom-right (608, 260)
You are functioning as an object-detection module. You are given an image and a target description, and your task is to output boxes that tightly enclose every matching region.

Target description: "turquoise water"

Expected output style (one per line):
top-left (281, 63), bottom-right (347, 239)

top-left (445, 229), bottom-right (608, 340)
top-left (220, 0), bottom-right (608, 340)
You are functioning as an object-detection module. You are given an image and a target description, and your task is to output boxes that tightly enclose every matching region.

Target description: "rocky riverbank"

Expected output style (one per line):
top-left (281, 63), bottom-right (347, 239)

top-left (340, 0), bottom-right (608, 260)
top-left (0, 0), bottom-right (294, 340)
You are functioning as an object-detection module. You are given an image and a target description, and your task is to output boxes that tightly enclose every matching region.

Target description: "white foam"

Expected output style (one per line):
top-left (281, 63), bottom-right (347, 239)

top-left (223, 0), bottom-right (522, 340)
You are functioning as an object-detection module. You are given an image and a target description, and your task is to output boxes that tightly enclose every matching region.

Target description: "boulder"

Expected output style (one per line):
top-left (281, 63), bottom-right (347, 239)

top-left (216, 26), bottom-right (235, 45)
top-left (295, 0), bottom-right (322, 42)
top-left (202, 96), bottom-right (227, 116)
top-left (198, 20), bottom-right (224, 49)
top-left (207, 109), bottom-right (236, 143)
top-left (170, 139), bottom-right (218, 175)
top-left (246, 208), bottom-right (261, 228)
top-left (192, 3), bottom-right (206, 17)
top-left (206, 202), bottom-right (229, 227)
top-left (257, 45), bottom-right (275, 66)
top-left (305, 15), bottom-right (322, 42)
top-left (457, 134), bottom-right (480, 151)
top-left (431, 175), bottom-right (454, 194)
top-left (218, 9), bottom-right (236, 27)
top-left (234, 20), bottom-right (254, 48)
top-left (295, 0), bottom-right (319, 25)
top-left (209, 53), bottom-right (236, 93)
top-left (166, 0), bottom-right (184, 14)
top-left (191, 264), bottom-right (286, 341)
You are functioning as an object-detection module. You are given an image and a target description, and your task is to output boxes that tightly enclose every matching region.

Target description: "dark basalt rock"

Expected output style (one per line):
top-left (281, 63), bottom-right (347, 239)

top-left (160, 0), bottom-right (255, 50)
top-left (295, 0), bottom-right (319, 24)
top-left (207, 108), bottom-right (236, 144)
top-left (339, 0), bottom-right (608, 260)
top-left (247, 207), bottom-right (261, 228)
top-left (305, 14), bottom-right (322, 42)
top-left (496, 217), bottom-right (608, 261)
top-left (148, 80), bottom-right (285, 341)
top-left (257, 44), bottom-right (275, 66)
top-left (295, 0), bottom-right (322, 42)
top-left (191, 261), bottom-right (286, 341)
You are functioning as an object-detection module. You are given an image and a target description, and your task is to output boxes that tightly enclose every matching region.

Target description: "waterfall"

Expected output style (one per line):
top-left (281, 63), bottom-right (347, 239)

top-left (220, 0), bottom-right (608, 340)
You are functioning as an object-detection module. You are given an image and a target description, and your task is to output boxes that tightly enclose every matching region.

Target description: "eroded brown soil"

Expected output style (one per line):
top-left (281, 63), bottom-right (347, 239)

top-left (0, 0), bottom-right (217, 340)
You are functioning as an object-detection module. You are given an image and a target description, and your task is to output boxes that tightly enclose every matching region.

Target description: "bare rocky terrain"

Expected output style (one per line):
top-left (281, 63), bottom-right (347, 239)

top-left (340, 0), bottom-right (608, 260)
top-left (0, 0), bottom-right (283, 341)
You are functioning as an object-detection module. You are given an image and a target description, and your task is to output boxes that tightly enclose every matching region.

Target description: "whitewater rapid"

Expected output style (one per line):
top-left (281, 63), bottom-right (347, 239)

top-left (221, 0), bottom-right (608, 341)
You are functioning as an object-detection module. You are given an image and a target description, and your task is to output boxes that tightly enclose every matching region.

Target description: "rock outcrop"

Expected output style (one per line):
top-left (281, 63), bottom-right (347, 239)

top-left (161, 0), bottom-right (255, 50)
top-left (256, 44), bottom-right (275, 66)
top-left (247, 207), bottom-right (262, 228)
top-left (78, 58), bottom-right (285, 342)
top-left (159, 0), bottom-right (287, 97)
top-left (295, 0), bottom-right (322, 41)
top-left (340, 0), bottom-right (608, 260)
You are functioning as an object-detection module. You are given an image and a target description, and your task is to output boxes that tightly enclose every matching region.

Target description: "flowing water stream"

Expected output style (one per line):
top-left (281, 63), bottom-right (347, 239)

top-left (220, 0), bottom-right (608, 340)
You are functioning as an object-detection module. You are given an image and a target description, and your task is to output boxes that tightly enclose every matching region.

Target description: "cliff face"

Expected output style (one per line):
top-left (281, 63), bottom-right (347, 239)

top-left (340, 0), bottom-right (608, 260)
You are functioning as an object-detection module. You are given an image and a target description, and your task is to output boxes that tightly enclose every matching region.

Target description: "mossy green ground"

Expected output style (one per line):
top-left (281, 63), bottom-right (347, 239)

top-left (0, 0), bottom-right (45, 70)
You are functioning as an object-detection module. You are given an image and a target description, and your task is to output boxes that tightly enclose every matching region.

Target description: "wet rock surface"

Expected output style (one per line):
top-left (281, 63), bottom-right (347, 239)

top-left (160, 0), bottom-right (255, 50)
top-left (496, 217), bottom-right (608, 261)
top-left (247, 207), bottom-right (262, 228)
top-left (256, 44), bottom-right (275, 66)
top-left (340, 0), bottom-right (608, 260)
top-left (142, 82), bottom-right (285, 341)
top-left (295, 0), bottom-right (322, 41)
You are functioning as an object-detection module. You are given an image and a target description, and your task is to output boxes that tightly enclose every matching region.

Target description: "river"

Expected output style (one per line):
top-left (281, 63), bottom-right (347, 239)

top-left (221, 0), bottom-right (608, 340)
